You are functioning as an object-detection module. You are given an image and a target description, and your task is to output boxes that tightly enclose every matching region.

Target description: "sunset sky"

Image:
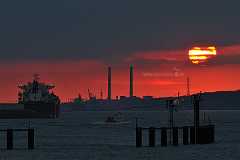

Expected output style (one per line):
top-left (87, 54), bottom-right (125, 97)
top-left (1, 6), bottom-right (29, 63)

top-left (1, 1), bottom-right (240, 102)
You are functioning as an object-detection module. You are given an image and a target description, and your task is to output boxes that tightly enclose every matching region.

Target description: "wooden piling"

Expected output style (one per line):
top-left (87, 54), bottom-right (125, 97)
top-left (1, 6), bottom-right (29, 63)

top-left (7, 129), bottom-right (13, 150)
top-left (149, 127), bottom-right (155, 147)
top-left (28, 129), bottom-right (34, 149)
top-left (161, 127), bottom-right (167, 147)
top-left (136, 127), bottom-right (142, 147)
top-left (193, 95), bottom-right (200, 144)
top-left (172, 127), bottom-right (178, 146)
top-left (190, 126), bottom-right (195, 144)
top-left (183, 126), bottom-right (189, 145)
top-left (210, 125), bottom-right (215, 143)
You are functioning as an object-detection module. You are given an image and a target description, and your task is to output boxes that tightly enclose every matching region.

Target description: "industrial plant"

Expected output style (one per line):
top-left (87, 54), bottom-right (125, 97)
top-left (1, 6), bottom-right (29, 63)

top-left (69, 65), bottom-right (240, 110)
top-left (67, 64), bottom-right (191, 110)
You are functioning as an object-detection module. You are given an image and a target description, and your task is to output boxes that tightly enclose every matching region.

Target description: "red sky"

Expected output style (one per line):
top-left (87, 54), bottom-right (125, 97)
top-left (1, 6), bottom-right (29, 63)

top-left (1, 44), bottom-right (240, 103)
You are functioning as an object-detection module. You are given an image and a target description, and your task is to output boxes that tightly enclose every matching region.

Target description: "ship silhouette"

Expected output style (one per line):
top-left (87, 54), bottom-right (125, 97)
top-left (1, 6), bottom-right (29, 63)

top-left (0, 75), bottom-right (60, 118)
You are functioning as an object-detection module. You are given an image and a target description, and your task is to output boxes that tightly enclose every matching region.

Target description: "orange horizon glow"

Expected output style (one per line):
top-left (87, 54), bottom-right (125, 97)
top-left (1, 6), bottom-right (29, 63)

top-left (188, 46), bottom-right (217, 64)
top-left (0, 62), bottom-right (237, 103)
top-left (0, 44), bottom-right (239, 102)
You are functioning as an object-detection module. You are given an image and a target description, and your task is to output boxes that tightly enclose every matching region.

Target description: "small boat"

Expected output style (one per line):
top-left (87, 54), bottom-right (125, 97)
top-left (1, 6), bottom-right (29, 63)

top-left (105, 116), bottom-right (117, 123)
top-left (92, 112), bottom-right (130, 125)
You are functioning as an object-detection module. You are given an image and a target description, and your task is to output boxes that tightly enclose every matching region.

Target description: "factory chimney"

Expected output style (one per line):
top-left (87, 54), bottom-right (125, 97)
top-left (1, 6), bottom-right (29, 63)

top-left (187, 77), bottom-right (190, 96)
top-left (107, 67), bottom-right (112, 100)
top-left (130, 64), bottom-right (133, 97)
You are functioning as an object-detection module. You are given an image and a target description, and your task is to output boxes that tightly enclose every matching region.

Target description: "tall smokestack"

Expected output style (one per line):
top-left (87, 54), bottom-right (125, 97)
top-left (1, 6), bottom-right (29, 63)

top-left (130, 64), bottom-right (133, 97)
top-left (108, 67), bottom-right (112, 100)
top-left (187, 77), bottom-right (190, 96)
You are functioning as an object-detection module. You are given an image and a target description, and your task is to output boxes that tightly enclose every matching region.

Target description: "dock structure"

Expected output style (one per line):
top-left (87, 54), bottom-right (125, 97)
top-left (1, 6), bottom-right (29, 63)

top-left (0, 128), bottom-right (35, 150)
top-left (135, 125), bottom-right (215, 147)
top-left (135, 93), bottom-right (215, 147)
top-left (193, 94), bottom-right (200, 144)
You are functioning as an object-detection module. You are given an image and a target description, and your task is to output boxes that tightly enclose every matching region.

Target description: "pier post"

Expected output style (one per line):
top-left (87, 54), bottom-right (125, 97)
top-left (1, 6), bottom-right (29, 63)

top-left (161, 127), bottom-right (167, 147)
top-left (149, 127), bottom-right (155, 147)
top-left (28, 129), bottom-right (34, 149)
top-left (198, 126), bottom-right (205, 144)
top-left (193, 95), bottom-right (200, 144)
top-left (190, 126), bottom-right (195, 144)
top-left (7, 129), bottom-right (13, 150)
top-left (210, 125), bottom-right (215, 143)
top-left (136, 127), bottom-right (142, 147)
top-left (183, 126), bottom-right (189, 145)
top-left (172, 127), bottom-right (178, 146)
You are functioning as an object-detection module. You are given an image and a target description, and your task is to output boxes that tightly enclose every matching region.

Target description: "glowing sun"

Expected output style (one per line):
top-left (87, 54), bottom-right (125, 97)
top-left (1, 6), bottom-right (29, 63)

top-left (188, 46), bottom-right (217, 64)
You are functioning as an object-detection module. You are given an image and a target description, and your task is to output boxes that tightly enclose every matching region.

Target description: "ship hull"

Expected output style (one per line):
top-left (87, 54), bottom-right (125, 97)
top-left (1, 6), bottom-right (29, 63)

top-left (0, 102), bottom-right (60, 119)
top-left (24, 101), bottom-right (60, 118)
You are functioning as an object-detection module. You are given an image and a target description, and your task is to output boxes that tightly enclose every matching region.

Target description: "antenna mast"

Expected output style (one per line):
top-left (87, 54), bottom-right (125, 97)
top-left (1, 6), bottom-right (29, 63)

top-left (187, 77), bottom-right (190, 96)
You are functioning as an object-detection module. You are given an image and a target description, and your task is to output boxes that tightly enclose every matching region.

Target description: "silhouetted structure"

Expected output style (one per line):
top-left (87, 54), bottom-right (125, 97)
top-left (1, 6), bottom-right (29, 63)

top-left (183, 126), bottom-right (189, 145)
top-left (161, 127), bottom-right (167, 146)
top-left (0, 75), bottom-right (60, 119)
top-left (193, 94), bottom-right (201, 143)
top-left (135, 94), bottom-right (215, 147)
top-left (136, 125), bottom-right (214, 147)
top-left (167, 99), bottom-right (175, 144)
top-left (149, 127), bottom-right (155, 147)
top-left (3, 128), bottom-right (35, 150)
top-left (187, 77), bottom-right (190, 96)
top-left (136, 127), bottom-right (142, 147)
top-left (108, 67), bottom-right (112, 100)
top-left (18, 75), bottom-right (60, 118)
top-left (130, 65), bottom-right (133, 97)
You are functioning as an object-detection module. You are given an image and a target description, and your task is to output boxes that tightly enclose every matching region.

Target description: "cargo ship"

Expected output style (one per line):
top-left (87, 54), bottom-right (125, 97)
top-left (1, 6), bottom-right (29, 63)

top-left (17, 74), bottom-right (60, 118)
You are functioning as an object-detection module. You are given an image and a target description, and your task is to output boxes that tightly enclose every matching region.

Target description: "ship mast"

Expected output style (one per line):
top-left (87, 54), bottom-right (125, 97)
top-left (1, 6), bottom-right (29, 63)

top-left (33, 73), bottom-right (40, 82)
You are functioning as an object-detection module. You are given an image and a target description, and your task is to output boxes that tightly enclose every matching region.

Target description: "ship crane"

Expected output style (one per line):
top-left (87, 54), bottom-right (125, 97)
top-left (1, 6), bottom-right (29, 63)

top-left (88, 89), bottom-right (97, 100)
top-left (78, 93), bottom-right (82, 101)
top-left (100, 89), bottom-right (103, 100)
top-left (88, 89), bottom-right (95, 100)
top-left (88, 89), bottom-right (91, 100)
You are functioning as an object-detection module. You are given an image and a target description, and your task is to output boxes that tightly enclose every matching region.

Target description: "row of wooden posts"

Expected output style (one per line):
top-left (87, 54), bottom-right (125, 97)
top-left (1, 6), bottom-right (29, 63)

top-left (136, 125), bottom-right (214, 147)
top-left (3, 128), bottom-right (34, 150)
top-left (135, 93), bottom-right (215, 148)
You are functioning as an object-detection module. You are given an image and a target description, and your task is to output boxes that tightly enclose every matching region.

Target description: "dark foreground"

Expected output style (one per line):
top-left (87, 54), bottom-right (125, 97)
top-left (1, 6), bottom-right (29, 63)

top-left (0, 110), bottom-right (239, 160)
